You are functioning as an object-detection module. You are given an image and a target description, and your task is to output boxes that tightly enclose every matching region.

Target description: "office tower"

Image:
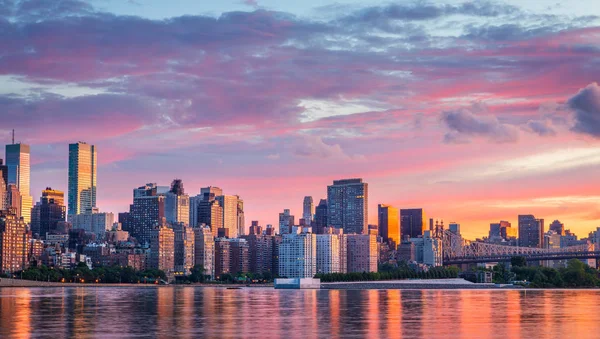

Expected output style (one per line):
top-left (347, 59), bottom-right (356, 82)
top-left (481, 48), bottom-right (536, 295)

top-left (237, 197), bottom-right (245, 236)
top-left (327, 178), bottom-right (368, 235)
top-left (278, 227), bottom-right (316, 279)
top-left (316, 228), bottom-right (346, 274)
top-left (189, 195), bottom-right (202, 227)
top-left (69, 208), bottom-right (114, 240)
top-left (241, 233), bottom-right (274, 276)
top-left (249, 220), bottom-right (262, 235)
top-left (127, 183), bottom-right (165, 245)
top-left (149, 222), bottom-right (175, 274)
top-left (378, 204), bottom-right (400, 248)
top-left (518, 215), bottom-right (544, 248)
top-left (0, 210), bottom-right (30, 273)
top-left (400, 209), bottom-right (427, 239)
top-left (173, 223), bottom-right (195, 275)
top-left (549, 220), bottom-right (565, 236)
top-left (313, 199), bottom-right (328, 234)
top-left (216, 195), bottom-right (239, 238)
top-left (31, 188), bottom-right (66, 238)
top-left (346, 233), bottom-right (377, 273)
top-left (68, 142), bottom-right (97, 216)
top-left (164, 179), bottom-right (190, 226)
top-left (448, 222), bottom-right (461, 236)
top-left (5, 143), bottom-right (32, 223)
top-left (194, 226), bottom-right (215, 279)
top-left (302, 196), bottom-right (314, 226)
top-left (198, 200), bottom-right (223, 237)
top-left (278, 209), bottom-right (295, 235)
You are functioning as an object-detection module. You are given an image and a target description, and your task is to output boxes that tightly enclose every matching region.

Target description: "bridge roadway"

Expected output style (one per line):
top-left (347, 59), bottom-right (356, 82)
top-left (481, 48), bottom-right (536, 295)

top-left (443, 251), bottom-right (600, 265)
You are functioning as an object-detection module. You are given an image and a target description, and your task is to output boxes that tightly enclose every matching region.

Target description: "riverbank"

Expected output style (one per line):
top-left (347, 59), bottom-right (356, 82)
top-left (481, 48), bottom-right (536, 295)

top-left (0, 278), bottom-right (273, 288)
top-left (321, 278), bottom-right (520, 289)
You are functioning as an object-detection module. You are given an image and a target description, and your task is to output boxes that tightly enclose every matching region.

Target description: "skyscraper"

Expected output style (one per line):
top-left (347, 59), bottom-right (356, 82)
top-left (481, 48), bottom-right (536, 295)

top-left (313, 199), bottom-right (328, 234)
top-left (237, 197), bottom-right (245, 236)
top-left (519, 215), bottom-right (544, 248)
top-left (194, 226), bottom-right (215, 279)
top-left (149, 222), bottom-right (175, 274)
top-left (0, 210), bottom-right (30, 273)
top-left (68, 142), bottom-right (97, 216)
top-left (5, 143), bottom-right (32, 223)
top-left (164, 179), bottom-right (190, 226)
top-left (196, 186), bottom-right (224, 237)
top-left (127, 183), bottom-right (165, 245)
top-left (327, 178), bottom-right (368, 235)
top-left (400, 209), bottom-right (427, 239)
top-left (279, 227), bottom-right (317, 279)
top-left (278, 209), bottom-right (295, 235)
top-left (216, 195), bottom-right (240, 238)
top-left (378, 204), bottom-right (400, 248)
top-left (302, 196), bottom-right (314, 226)
top-left (549, 220), bottom-right (565, 236)
top-left (0, 159), bottom-right (7, 211)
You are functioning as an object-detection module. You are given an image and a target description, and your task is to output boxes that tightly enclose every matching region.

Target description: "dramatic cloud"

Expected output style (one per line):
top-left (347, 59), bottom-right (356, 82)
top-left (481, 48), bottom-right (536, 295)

top-left (569, 83), bottom-right (600, 138)
top-left (525, 120), bottom-right (557, 137)
top-left (441, 106), bottom-right (519, 144)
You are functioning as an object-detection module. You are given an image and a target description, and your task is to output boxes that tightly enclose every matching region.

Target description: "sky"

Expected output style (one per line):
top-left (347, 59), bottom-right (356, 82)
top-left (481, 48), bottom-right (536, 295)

top-left (0, 0), bottom-right (599, 240)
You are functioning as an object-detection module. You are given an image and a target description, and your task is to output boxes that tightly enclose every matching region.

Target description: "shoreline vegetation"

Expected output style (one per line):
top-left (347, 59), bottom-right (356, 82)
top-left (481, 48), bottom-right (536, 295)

top-left (2, 257), bottom-right (599, 289)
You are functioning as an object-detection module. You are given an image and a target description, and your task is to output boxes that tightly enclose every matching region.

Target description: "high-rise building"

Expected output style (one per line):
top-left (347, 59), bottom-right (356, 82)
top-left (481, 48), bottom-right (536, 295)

top-left (173, 223), bottom-right (195, 275)
top-left (249, 220), bottom-right (262, 235)
top-left (327, 178), bottom-right (368, 235)
top-left (214, 238), bottom-right (231, 278)
top-left (518, 215), bottom-right (544, 248)
top-left (400, 209), bottom-right (427, 239)
top-left (5, 185), bottom-right (21, 219)
top-left (194, 226), bottom-right (215, 279)
top-left (68, 208), bottom-right (114, 240)
top-left (313, 199), bottom-right (328, 234)
top-left (0, 210), bottom-right (31, 273)
top-left (241, 233), bottom-right (275, 276)
top-left (214, 237), bottom-right (249, 277)
top-left (164, 179), bottom-right (190, 226)
top-left (0, 159), bottom-right (7, 211)
top-left (127, 183), bottom-right (165, 245)
top-left (237, 197), bottom-right (245, 236)
top-left (316, 228), bottom-right (346, 274)
top-left (5, 143), bottom-right (32, 223)
top-left (549, 220), bottom-right (565, 236)
top-left (302, 196), bottom-right (314, 226)
top-left (31, 188), bottom-right (66, 238)
top-left (198, 200), bottom-right (223, 238)
top-left (279, 227), bottom-right (316, 279)
top-left (378, 204), bottom-right (400, 248)
top-left (278, 209), bottom-right (295, 235)
top-left (149, 223), bottom-right (175, 274)
top-left (216, 195), bottom-right (240, 238)
top-left (346, 233), bottom-right (377, 273)
top-left (68, 142), bottom-right (97, 216)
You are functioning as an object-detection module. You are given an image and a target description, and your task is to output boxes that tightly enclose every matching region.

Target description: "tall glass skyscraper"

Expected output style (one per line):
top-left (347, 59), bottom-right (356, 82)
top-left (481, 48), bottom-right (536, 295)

top-left (378, 204), bottom-right (400, 248)
top-left (5, 143), bottom-right (32, 223)
top-left (327, 178), bottom-right (368, 235)
top-left (400, 208), bottom-right (427, 240)
top-left (302, 196), bottom-right (314, 226)
top-left (68, 142), bottom-right (97, 216)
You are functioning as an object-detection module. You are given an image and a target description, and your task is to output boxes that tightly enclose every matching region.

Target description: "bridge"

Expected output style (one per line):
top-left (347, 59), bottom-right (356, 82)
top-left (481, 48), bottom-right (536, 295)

top-left (441, 230), bottom-right (600, 265)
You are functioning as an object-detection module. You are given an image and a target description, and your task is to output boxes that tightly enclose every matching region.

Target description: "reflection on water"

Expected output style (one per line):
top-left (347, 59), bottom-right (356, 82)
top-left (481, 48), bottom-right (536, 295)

top-left (0, 287), bottom-right (600, 338)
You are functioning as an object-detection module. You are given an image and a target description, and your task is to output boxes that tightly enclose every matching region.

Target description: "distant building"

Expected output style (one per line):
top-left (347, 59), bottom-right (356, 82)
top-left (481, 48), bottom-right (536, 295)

top-left (237, 198), bottom-right (245, 236)
top-left (194, 226), bottom-right (215, 279)
top-left (400, 209), bottom-right (426, 239)
top-left (241, 233), bottom-right (275, 276)
top-left (378, 204), bottom-right (399, 249)
top-left (346, 233), bottom-right (377, 273)
top-left (327, 178), bottom-right (368, 235)
top-left (279, 227), bottom-right (316, 278)
top-left (316, 228), bottom-right (346, 274)
top-left (5, 184), bottom-right (20, 219)
top-left (214, 238), bottom-right (250, 278)
top-left (0, 211), bottom-right (30, 273)
top-left (214, 238), bottom-right (231, 278)
top-left (5, 143), bottom-right (33, 224)
top-left (216, 195), bottom-right (241, 238)
top-left (68, 142), bottom-right (97, 216)
top-left (302, 196), bottom-right (314, 226)
top-left (126, 183), bottom-right (165, 245)
top-left (448, 222), bottom-right (460, 236)
top-left (313, 199), bottom-right (328, 234)
top-left (164, 179), bottom-right (190, 226)
top-left (0, 159), bottom-right (7, 211)
top-left (68, 208), bottom-right (114, 240)
top-left (173, 223), bottom-right (195, 275)
top-left (149, 223), bottom-right (175, 274)
top-left (549, 220), bottom-right (565, 236)
top-left (397, 241), bottom-right (415, 262)
top-left (278, 209), bottom-right (295, 235)
top-left (31, 188), bottom-right (66, 238)
top-left (518, 215), bottom-right (544, 248)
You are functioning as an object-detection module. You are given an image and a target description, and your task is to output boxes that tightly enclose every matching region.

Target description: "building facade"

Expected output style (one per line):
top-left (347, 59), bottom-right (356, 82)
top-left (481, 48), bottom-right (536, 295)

top-left (164, 179), bottom-right (190, 226)
top-left (278, 209), bottom-right (295, 235)
top-left (68, 142), bottom-right (97, 216)
top-left (400, 209), bottom-right (427, 240)
top-left (518, 215), bottom-right (544, 248)
top-left (327, 178), bottom-right (368, 235)
top-left (279, 227), bottom-right (317, 278)
top-left (313, 199), bottom-right (328, 235)
top-left (68, 208), bottom-right (114, 240)
top-left (5, 143), bottom-right (32, 224)
top-left (216, 195), bottom-right (240, 238)
top-left (174, 224), bottom-right (195, 275)
top-left (316, 228), bottom-right (346, 274)
top-left (378, 204), bottom-right (399, 249)
top-left (127, 184), bottom-right (165, 245)
top-left (194, 226), bottom-right (215, 279)
top-left (346, 234), bottom-right (377, 273)
top-left (31, 188), bottom-right (66, 238)
top-left (0, 211), bottom-right (30, 273)
top-left (149, 224), bottom-right (175, 274)
top-left (302, 196), bottom-right (314, 226)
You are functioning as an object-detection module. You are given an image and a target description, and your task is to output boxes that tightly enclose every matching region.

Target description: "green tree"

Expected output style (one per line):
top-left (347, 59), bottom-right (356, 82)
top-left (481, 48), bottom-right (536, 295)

top-left (511, 256), bottom-right (527, 268)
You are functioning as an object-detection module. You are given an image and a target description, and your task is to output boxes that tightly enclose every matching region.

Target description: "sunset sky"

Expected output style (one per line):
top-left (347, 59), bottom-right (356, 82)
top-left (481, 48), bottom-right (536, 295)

top-left (1, 0), bottom-right (599, 239)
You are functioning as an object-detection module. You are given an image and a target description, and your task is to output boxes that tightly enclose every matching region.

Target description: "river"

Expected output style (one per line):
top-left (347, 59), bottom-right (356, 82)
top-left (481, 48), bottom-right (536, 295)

top-left (0, 287), bottom-right (598, 338)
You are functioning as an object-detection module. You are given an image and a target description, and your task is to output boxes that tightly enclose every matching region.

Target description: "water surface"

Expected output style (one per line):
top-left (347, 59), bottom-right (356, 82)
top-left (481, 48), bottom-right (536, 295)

top-left (0, 287), bottom-right (599, 338)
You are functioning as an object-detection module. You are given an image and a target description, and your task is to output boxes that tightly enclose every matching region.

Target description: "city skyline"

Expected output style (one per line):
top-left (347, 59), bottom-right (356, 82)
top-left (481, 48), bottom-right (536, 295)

top-left (0, 0), bottom-right (599, 239)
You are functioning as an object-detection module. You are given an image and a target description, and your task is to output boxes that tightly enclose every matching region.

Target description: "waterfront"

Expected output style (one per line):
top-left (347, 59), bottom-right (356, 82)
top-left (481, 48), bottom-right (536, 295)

top-left (1, 287), bottom-right (600, 338)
